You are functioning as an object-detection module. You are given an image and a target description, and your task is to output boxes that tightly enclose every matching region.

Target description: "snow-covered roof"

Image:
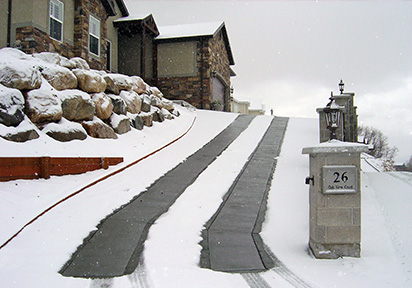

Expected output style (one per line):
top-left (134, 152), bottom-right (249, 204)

top-left (113, 13), bottom-right (152, 23)
top-left (157, 22), bottom-right (225, 40)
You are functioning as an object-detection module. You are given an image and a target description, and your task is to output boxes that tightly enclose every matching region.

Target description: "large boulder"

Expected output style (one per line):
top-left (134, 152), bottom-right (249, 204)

top-left (108, 94), bottom-right (127, 115)
top-left (92, 92), bottom-right (113, 120)
top-left (0, 62), bottom-right (42, 90)
top-left (32, 52), bottom-right (61, 65)
top-left (152, 107), bottom-right (165, 123)
top-left (82, 117), bottom-right (117, 139)
top-left (150, 86), bottom-right (163, 99)
top-left (43, 118), bottom-right (87, 142)
top-left (0, 119), bottom-right (39, 142)
top-left (141, 94), bottom-right (151, 113)
top-left (70, 57), bottom-right (90, 70)
top-left (59, 56), bottom-right (77, 70)
top-left (104, 74), bottom-right (133, 95)
top-left (161, 98), bottom-right (174, 111)
top-left (40, 65), bottom-right (78, 90)
top-left (73, 69), bottom-right (106, 93)
top-left (130, 76), bottom-right (147, 94)
top-left (24, 80), bottom-right (62, 123)
top-left (119, 90), bottom-right (141, 114)
top-left (109, 113), bottom-right (131, 134)
top-left (0, 84), bottom-right (25, 127)
top-left (140, 112), bottom-right (153, 127)
top-left (59, 89), bottom-right (95, 121)
top-left (128, 113), bottom-right (144, 130)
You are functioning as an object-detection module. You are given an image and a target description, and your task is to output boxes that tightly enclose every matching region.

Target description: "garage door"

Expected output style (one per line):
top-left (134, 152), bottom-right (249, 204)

top-left (212, 77), bottom-right (225, 111)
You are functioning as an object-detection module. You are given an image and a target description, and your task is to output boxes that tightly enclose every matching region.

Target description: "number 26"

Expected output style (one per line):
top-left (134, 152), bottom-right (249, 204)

top-left (333, 171), bottom-right (348, 183)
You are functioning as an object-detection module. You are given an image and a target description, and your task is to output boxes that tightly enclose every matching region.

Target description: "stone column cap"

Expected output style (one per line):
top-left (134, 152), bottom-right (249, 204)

top-left (302, 140), bottom-right (369, 155)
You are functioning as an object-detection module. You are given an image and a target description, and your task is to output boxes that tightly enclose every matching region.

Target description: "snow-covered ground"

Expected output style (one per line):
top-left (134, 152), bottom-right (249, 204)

top-left (0, 107), bottom-right (411, 287)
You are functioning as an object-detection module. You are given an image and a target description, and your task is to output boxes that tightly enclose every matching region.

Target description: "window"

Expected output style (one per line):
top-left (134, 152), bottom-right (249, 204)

top-left (106, 40), bottom-right (111, 71)
top-left (49, 0), bottom-right (63, 41)
top-left (89, 15), bottom-right (100, 56)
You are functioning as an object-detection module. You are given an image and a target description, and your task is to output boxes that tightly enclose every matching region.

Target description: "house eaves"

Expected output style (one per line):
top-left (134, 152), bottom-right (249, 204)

top-left (156, 22), bottom-right (235, 65)
top-left (101, 0), bottom-right (129, 17)
top-left (114, 14), bottom-right (159, 36)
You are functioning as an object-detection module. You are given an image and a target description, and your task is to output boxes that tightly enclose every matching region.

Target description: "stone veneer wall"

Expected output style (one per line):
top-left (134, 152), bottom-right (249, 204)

top-left (16, 26), bottom-right (75, 59)
top-left (74, 0), bottom-right (108, 70)
top-left (14, 0), bottom-right (109, 71)
top-left (157, 30), bottom-right (231, 111)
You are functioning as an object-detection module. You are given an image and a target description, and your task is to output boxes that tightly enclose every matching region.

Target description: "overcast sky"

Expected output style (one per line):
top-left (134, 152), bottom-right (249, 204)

top-left (125, 0), bottom-right (412, 163)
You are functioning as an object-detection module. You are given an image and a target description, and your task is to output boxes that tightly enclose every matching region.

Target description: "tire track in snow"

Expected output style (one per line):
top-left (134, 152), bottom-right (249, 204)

top-left (264, 245), bottom-right (313, 288)
top-left (241, 273), bottom-right (271, 288)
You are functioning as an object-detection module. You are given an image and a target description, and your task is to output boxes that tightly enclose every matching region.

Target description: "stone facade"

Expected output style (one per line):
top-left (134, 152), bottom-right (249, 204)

top-left (15, 26), bottom-right (75, 59)
top-left (73, 0), bottom-right (108, 70)
top-left (6, 0), bottom-right (123, 71)
top-left (156, 29), bottom-right (233, 111)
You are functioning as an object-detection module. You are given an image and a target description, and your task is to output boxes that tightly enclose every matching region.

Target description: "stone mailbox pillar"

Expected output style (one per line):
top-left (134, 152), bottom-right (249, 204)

top-left (302, 140), bottom-right (368, 259)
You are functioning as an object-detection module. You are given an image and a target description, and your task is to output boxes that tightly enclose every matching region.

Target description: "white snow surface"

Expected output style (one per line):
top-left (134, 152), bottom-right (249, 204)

top-left (157, 22), bottom-right (224, 40)
top-left (0, 108), bottom-right (411, 287)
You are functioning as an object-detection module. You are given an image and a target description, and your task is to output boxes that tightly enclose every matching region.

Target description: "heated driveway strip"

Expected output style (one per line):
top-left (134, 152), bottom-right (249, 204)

top-left (200, 117), bottom-right (289, 273)
top-left (60, 115), bottom-right (255, 278)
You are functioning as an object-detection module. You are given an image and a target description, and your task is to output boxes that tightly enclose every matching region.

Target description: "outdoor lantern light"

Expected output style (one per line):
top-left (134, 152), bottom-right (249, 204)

top-left (339, 79), bottom-right (345, 94)
top-left (323, 98), bottom-right (342, 140)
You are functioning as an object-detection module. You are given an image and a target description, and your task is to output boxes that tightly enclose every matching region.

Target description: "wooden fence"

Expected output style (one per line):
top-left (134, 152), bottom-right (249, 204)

top-left (0, 157), bottom-right (124, 181)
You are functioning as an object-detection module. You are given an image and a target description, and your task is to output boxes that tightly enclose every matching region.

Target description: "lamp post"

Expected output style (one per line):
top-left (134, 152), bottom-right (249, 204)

top-left (339, 79), bottom-right (345, 94)
top-left (323, 98), bottom-right (342, 140)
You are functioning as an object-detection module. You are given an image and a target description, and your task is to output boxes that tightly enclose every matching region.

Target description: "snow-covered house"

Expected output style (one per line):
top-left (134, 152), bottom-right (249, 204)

top-left (1, 2), bottom-right (237, 111)
top-left (155, 22), bottom-right (236, 111)
top-left (0, 0), bottom-right (129, 72)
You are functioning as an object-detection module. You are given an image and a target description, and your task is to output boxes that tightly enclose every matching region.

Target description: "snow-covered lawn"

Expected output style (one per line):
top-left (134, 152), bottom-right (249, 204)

top-left (0, 108), bottom-right (411, 287)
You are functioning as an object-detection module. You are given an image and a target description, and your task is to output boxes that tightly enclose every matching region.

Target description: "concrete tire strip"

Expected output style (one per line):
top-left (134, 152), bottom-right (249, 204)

top-left (199, 117), bottom-right (288, 273)
top-left (60, 115), bottom-right (256, 278)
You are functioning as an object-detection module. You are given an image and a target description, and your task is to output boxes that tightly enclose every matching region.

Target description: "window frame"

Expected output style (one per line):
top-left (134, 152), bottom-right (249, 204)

top-left (106, 39), bottom-right (112, 71)
top-left (49, 0), bottom-right (64, 42)
top-left (89, 15), bottom-right (100, 56)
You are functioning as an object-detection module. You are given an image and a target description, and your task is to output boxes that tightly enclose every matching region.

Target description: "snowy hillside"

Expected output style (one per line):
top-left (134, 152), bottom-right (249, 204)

top-left (0, 107), bottom-right (411, 287)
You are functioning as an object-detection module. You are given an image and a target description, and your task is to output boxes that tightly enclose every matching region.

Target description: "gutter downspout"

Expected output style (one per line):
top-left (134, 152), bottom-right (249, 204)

top-left (199, 40), bottom-right (204, 109)
top-left (7, 0), bottom-right (12, 47)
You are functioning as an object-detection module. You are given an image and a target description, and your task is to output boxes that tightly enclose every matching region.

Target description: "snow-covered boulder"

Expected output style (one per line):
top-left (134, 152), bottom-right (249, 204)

top-left (130, 76), bottom-right (147, 94)
top-left (140, 112), bottom-right (153, 127)
top-left (109, 113), bottom-right (130, 134)
top-left (161, 108), bottom-right (174, 120)
top-left (59, 56), bottom-right (76, 70)
top-left (141, 94), bottom-right (151, 113)
top-left (104, 74), bottom-right (133, 95)
top-left (32, 52), bottom-right (61, 65)
top-left (152, 107), bottom-right (165, 123)
top-left (24, 80), bottom-right (62, 123)
top-left (150, 94), bottom-right (163, 109)
top-left (73, 69), bottom-right (107, 93)
top-left (119, 90), bottom-right (141, 114)
top-left (59, 89), bottom-right (95, 121)
top-left (81, 116), bottom-right (117, 139)
top-left (0, 84), bottom-right (25, 127)
top-left (0, 62), bottom-right (42, 90)
top-left (42, 117), bottom-right (87, 142)
top-left (70, 57), bottom-right (90, 70)
top-left (150, 86), bottom-right (163, 99)
top-left (128, 113), bottom-right (144, 130)
top-left (92, 92), bottom-right (113, 120)
top-left (0, 118), bottom-right (39, 142)
top-left (40, 65), bottom-right (78, 91)
top-left (162, 98), bottom-right (174, 112)
top-left (108, 94), bottom-right (127, 115)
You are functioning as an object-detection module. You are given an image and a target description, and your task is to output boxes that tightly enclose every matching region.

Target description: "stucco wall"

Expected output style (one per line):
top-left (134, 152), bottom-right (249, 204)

top-left (157, 32), bottom-right (232, 111)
